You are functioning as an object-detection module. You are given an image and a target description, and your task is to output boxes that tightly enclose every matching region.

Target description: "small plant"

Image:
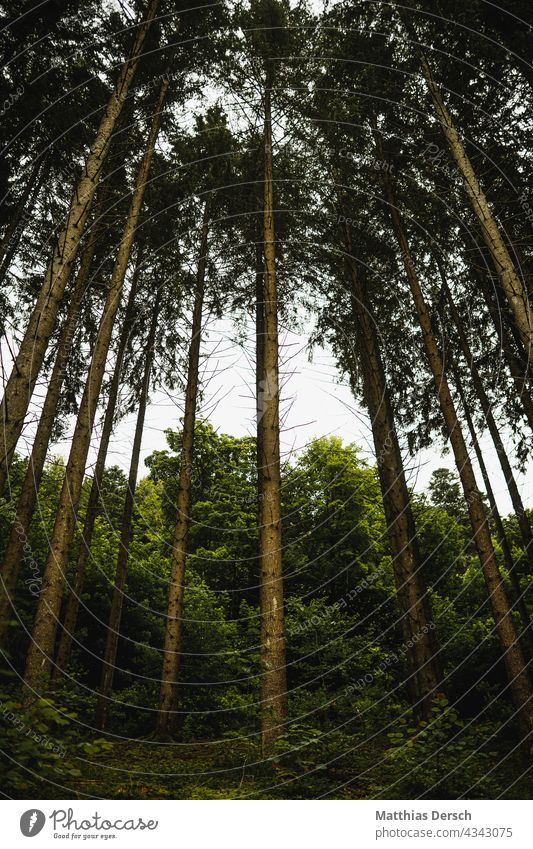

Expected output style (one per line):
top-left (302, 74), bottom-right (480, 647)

top-left (381, 696), bottom-right (502, 799)
top-left (0, 684), bottom-right (111, 797)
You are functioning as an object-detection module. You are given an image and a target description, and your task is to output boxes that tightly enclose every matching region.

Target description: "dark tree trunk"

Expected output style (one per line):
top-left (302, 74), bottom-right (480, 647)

top-left (24, 79), bottom-right (168, 691)
top-left (52, 259), bottom-right (142, 680)
top-left (338, 208), bottom-right (443, 719)
top-left (0, 211), bottom-right (100, 647)
top-left (452, 364), bottom-right (532, 658)
top-left (439, 266), bottom-right (533, 577)
top-left (376, 131), bottom-right (533, 741)
top-left (157, 199), bottom-right (211, 736)
top-left (0, 153), bottom-right (47, 285)
top-left (258, 84), bottom-right (287, 753)
top-left (474, 266), bottom-right (533, 431)
top-left (0, 0), bottom-right (160, 496)
top-left (95, 292), bottom-right (160, 729)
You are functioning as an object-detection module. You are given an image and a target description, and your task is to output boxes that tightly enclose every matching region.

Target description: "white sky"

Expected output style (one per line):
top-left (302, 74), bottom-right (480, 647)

top-left (65, 314), bottom-right (533, 516)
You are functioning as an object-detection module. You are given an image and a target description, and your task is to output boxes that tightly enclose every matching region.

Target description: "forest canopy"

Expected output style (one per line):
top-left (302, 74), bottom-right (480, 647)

top-left (0, 0), bottom-right (531, 800)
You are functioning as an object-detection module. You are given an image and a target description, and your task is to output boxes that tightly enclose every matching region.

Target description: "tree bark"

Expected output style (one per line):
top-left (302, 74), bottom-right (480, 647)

top-left (403, 32), bottom-right (533, 358)
top-left (255, 220), bottom-right (265, 524)
top-left (474, 267), bottom-right (533, 432)
top-left (24, 78), bottom-right (168, 692)
top-left (95, 292), bottom-right (160, 730)
top-left (439, 266), bottom-right (533, 577)
top-left (452, 364), bottom-right (532, 657)
top-left (0, 0), bottom-right (160, 496)
top-left (258, 85), bottom-right (287, 753)
top-left (156, 199), bottom-right (211, 736)
top-left (338, 208), bottom-right (442, 719)
top-left (52, 259), bottom-right (142, 680)
top-left (0, 211), bottom-right (100, 647)
top-left (376, 134), bottom-right (533, 743)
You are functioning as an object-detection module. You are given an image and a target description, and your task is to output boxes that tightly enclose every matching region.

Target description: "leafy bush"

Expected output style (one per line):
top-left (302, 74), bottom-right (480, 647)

top-left (0, 684), bottom-right (111, 797)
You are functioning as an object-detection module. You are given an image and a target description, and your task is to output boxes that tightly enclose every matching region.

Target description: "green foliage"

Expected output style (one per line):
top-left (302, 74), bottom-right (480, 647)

top-left (0, 682), bottom-right (111, 797)
top-left (383, 697), bottom-right (503, 799)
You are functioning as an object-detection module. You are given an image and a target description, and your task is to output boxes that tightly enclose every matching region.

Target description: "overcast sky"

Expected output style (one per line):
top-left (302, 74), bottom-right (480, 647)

top-left (64, 313), bottom-right (533, 517)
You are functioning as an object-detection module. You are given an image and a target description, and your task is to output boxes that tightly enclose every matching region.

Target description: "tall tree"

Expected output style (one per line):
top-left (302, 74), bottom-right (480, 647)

top-left (438, 264), bottom-right (533, 577)
top-left (52, 258), bottom-right (143, 679)
top-left (375, 128), bottom-right (533, 740)
top-left (156, 103), bottom-right (237, 734)
top-left (336, 208), bottom-right (443, 718)
top-left (24, 77), bottom-right (169, 690)
top-left (0, 0), bottom-right (160, 495)
top-left (0, 204), bottom-right (102, 647)
top-left (473, 266), bottom-right (533, 433)
top-left (157, 197), bottom-right (211, 735)
top-left (257, 65), bottom-right (288, 752)
top-left (451, 363), bottom-right (532, 656)
top-left (396, 3), bottom-right (532, 360)
top-left (0, 153), bottom-right (48, 287)
top-left (96, 290), bottom-right (161, 729)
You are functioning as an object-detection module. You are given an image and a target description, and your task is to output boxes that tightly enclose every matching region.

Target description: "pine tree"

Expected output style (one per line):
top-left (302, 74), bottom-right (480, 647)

top-left (52, 259), bottom-right (143, 679)
top-left (396, 3), bottom-right (532, 360)
top-left (336, 207), bottom-right (443, 718)
top-left (157, 197), bottom-right (211, 734)
top-left (0, 0), bottom-right (160, 495)
top-left (96, 290), bottom-right (161, 729)
top-left (0, 203), bottom-right (102, 647)
top-left (375, 129), bottom-right (533, 740)
top-left (24, 77), bottom-right (168, 690)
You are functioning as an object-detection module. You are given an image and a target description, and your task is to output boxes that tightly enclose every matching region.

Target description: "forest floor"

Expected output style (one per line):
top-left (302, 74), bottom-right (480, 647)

top-left (33, 736), bottom-right (533, 800)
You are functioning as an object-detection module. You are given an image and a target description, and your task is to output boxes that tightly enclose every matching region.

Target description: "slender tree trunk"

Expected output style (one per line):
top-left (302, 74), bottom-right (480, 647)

top-left (255, 223), bottom-right (265, 525)
top-left (452, 364), bottom-right (532, 656)
top-left (95, 293), bottom-right (160, 730)
top-left (474, 267), bottom-right (533, 431)
top-left (487, 272), bottom-right (532, 368)
top-left (0, 0), bottom-right (160, 496)
top-left (376, 135), bottom-right (533, 742)
top-left (338, 210), bottom-right (442, 719)
top-left (0, 153), bottom-right (47, 281)
top-left (52, 260), bottom-right (142, 680)
top-left (157, 199), bottom-right (211, 736)
top-left (24, 79), bottom-right (168, 691)
top-left (439, 266), bottom-right (533, 576)
top-left (399, 19), bottom-right (533, 357)
top-left (0, 214), bottom-right (101, 647)
top-left (258, 85), bottom-right (287, 753)
top-left (253, 204), bottom-right (266, 603)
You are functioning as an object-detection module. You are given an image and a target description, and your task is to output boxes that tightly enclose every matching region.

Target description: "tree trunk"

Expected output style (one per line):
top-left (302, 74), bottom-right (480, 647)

top-left (0, 0), bottom-right (160, 496)
top-left (338, 209), bottom-right (442, 719)
top-left (0, 153), bottom-right (47, 283)
top-left (255, 221), bottom-right (265, 524)
top-left (0, 211), bottom-right (100, 647)
top-left (52, 259), bottom-right (142, 680)
top-left (95, 293), bottom-right (160, 730)
top-left (156, 199), bottom-right (211, 736)
top-left (452, 364), bottom-right (532, 657)
top-left (258, 85), bottom-right (287, 753)
top-left (404, 34), bottom-right (533, 358)
top-left (376, 135), bottom-right (533, 742)
top-left (474, 266), bottom-right (533, 432)
top-left (24, 79), bottom-right (168, 692)
top-left (439, 266), bottom-right (533, 576)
